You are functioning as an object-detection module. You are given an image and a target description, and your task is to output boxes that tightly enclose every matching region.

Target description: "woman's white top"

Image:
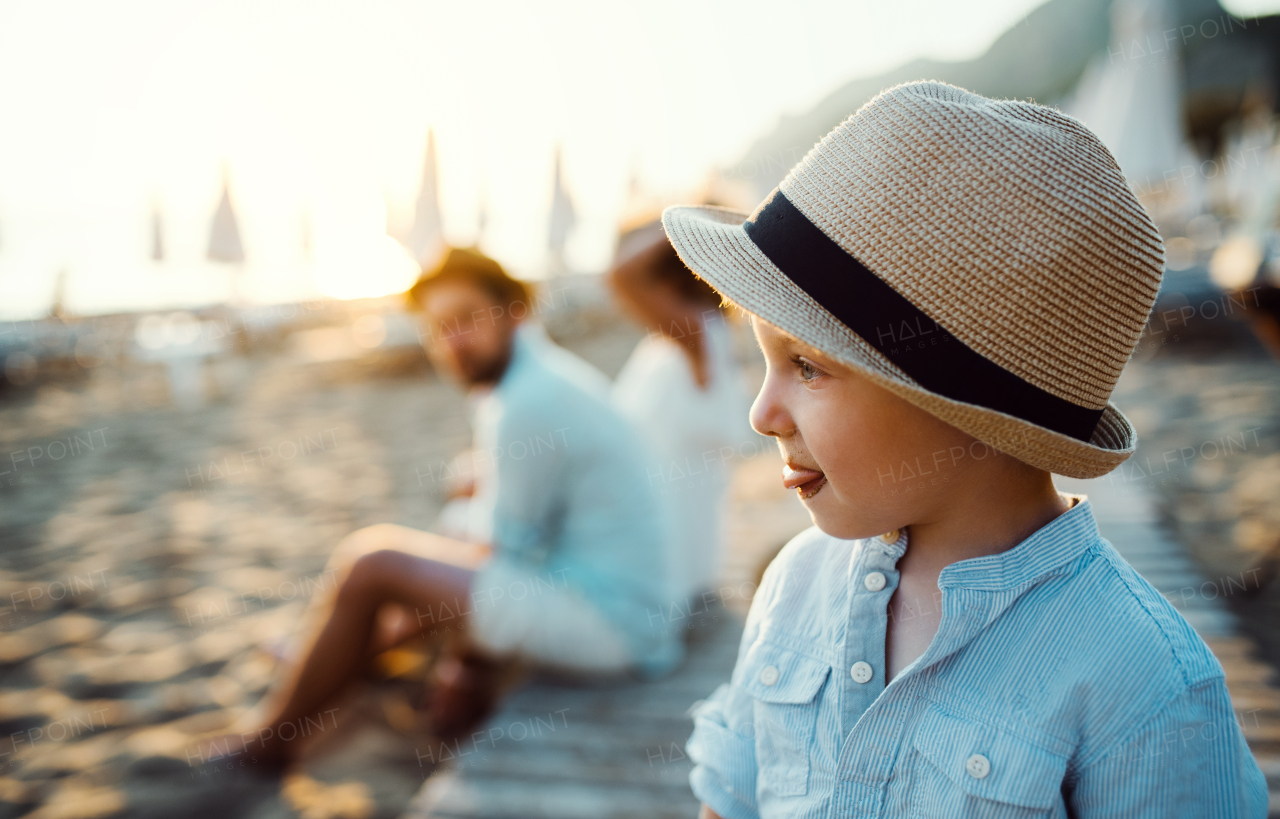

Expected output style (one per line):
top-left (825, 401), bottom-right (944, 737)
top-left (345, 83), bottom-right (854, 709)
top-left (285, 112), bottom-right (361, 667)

top-left (613, 312), bottom-right (755, 604)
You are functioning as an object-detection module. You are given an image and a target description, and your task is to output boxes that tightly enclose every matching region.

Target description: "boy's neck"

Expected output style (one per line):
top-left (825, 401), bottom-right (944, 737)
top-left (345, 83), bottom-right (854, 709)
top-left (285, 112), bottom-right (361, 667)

top-left (897, 460), bottom-right (1070, 578)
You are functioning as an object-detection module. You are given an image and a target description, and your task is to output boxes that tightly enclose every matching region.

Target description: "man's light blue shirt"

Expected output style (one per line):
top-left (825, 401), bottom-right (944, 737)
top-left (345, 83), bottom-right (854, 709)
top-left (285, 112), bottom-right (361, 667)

top-left (475, 323), bottom-right (681, 676)
top-left (688, 499), bottom-right (1267, 818)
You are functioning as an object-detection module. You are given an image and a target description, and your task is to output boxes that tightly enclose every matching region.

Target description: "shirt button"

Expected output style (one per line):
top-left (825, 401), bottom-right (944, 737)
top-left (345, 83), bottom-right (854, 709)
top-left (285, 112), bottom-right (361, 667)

top-left (966, 753), bottom-right (991, 779)
top-left (849, 661), bottom-right (873, 684)
top-left (759, 665), bottom-right (779, 686)
top-left (879, 529), bottom-right (900, 543)
top-left (864, 571), bottom-right (886, 592)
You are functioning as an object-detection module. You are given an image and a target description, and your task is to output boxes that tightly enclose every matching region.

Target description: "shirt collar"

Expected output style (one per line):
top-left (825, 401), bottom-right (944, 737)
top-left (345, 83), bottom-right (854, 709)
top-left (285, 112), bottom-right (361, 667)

top-left (468, 321), bottom-right (546, 404)
top-left (934, 495), bottom-right (1099, 592)
top-left (511, 320), bottom-right (549, 350)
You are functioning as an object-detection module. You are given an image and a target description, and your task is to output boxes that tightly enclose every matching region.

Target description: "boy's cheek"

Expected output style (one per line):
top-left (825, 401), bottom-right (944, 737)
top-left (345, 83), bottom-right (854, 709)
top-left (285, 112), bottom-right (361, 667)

top-left (808, 429), bottom-right (893, 499)
top-left (807, 471), bottom-right (902, 541)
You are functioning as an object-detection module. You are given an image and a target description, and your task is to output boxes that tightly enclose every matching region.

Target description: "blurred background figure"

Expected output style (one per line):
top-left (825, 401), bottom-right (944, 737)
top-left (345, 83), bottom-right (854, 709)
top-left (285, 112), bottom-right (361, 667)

top-left (234, 248), bottom-right (680, 761)
top-left (609, 220), bottom-right (754, 605)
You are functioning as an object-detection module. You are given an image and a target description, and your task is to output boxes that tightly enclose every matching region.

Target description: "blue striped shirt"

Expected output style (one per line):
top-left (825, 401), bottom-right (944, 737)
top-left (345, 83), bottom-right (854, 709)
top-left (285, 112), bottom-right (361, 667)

top-left (688, 499), bottom-right (1267, 817)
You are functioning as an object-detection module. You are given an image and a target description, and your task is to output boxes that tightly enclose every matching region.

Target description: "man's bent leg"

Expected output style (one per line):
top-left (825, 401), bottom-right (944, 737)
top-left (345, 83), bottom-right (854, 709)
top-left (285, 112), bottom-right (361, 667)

top-left (253, 528), bottom-right (485, 759)
top-left (283, 524), bottom-right (489, 657)
top-left (329, 524), bottom-right (490, 574)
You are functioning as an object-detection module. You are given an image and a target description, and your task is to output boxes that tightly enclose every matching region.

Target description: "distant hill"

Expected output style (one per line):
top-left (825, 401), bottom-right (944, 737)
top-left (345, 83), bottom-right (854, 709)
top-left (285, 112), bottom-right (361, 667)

top-left (730, 0), bottom-right (1112, 199)
top-left (728, 0), bottom-right (1278, 201)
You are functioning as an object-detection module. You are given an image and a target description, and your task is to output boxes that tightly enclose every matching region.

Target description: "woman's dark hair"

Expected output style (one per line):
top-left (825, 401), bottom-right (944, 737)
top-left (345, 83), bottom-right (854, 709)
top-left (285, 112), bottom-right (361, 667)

top-left (649, 240), bottom-right (722, 310)
top-left (406, 247), bottom-right (532, 311)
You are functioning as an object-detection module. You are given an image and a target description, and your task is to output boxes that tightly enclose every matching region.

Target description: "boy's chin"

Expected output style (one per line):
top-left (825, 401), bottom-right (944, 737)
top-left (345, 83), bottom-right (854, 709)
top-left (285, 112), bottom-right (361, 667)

top-left (803, 492), bottom-right (895, 542)
top-left (811, 518), bottom-right (872, 541)
top-left (804, 505), bottom-right (872, 542)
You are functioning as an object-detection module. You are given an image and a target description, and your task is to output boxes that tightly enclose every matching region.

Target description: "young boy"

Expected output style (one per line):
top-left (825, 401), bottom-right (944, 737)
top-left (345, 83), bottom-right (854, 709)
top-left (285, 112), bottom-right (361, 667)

top-left (662, 82), bottom-right (1267, 818)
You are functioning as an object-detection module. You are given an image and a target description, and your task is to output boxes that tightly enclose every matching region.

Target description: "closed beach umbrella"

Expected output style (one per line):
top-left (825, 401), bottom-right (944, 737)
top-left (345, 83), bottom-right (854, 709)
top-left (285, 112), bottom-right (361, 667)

top-left (208, 172), bottom-right (245, 264)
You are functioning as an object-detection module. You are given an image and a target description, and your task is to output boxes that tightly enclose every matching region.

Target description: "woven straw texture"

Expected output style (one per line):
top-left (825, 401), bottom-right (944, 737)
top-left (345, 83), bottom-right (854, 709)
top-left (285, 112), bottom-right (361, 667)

top-left (662, 81), bottom-right (1165, 479)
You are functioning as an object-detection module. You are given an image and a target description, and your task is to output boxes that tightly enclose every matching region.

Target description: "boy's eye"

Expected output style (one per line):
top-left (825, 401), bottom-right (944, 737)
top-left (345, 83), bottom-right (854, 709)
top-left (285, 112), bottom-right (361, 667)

top-left (794, 357), bottom-right (822, 382)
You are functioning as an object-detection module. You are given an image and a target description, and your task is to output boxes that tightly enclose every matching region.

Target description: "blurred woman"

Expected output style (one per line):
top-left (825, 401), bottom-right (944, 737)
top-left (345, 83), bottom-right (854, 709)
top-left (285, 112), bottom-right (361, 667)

top-left (609, 221), bottom-right (755, 608)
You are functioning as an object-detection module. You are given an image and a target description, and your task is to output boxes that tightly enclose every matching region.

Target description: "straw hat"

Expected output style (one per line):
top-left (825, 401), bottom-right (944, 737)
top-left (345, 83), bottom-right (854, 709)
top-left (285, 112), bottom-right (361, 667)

top-left (662, 81), bottom-right (1163, 479)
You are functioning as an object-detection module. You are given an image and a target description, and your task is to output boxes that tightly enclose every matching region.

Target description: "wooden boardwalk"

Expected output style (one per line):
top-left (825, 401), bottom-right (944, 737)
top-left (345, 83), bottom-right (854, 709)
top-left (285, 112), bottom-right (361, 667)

top-left (401, 457), bottom-right (1280, 818)
top-left (401, 608), bottom-right (739, 819)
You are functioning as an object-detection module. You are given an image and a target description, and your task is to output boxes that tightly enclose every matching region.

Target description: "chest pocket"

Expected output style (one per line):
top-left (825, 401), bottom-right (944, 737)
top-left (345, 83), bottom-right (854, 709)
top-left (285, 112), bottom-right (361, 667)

top-left (909, 704), bottom-right (1069, 819)
top-left (739, 640), bottom-right (831, 799)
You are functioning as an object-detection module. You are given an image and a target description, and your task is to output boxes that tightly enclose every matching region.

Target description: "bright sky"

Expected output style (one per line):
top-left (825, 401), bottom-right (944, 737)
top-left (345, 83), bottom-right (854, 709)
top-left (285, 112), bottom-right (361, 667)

top-left (0, 0), bottom-right (1052, 318)
top-left (1223, 0), bottom-right (1280, 15)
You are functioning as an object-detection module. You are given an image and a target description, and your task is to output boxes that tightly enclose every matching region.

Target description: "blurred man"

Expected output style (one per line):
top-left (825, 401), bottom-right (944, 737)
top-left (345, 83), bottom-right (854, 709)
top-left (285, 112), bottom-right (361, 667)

top-left (233, 248), bottom-right (679, 761)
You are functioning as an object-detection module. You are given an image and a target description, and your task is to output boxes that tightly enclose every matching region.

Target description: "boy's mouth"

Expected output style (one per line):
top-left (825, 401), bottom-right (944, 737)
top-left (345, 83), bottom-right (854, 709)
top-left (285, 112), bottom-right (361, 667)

top-left (782, 464), bottom-right (827, 500)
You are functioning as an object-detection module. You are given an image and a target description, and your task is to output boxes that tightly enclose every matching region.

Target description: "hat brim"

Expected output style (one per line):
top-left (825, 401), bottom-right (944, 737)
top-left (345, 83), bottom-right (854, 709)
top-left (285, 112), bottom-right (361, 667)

top-left (661, 204), bottom-right (1136, 479)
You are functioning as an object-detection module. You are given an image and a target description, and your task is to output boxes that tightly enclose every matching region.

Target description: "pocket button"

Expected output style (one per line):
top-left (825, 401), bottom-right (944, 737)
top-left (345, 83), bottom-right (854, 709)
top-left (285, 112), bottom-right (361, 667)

top-left (966, 753), bottom-right (991, 779)
top-left (759, 665), bottom-right (780, 686)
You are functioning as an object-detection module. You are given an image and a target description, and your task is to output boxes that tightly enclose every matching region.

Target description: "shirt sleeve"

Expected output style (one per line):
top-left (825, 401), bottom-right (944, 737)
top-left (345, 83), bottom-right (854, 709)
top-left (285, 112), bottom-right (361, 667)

top-left (687, 561), bottom-right (784, 819)
top-left (688, 681), bottom-right (759, 819)
top-left (1069, 677), bottom-right (1268, 818)
top-left (487, 403), bottom-right (569, 565)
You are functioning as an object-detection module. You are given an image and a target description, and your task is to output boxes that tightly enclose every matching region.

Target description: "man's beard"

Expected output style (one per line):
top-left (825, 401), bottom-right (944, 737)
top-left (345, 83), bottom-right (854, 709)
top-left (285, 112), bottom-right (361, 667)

top-left (461, 343), bottom-right (513, 387)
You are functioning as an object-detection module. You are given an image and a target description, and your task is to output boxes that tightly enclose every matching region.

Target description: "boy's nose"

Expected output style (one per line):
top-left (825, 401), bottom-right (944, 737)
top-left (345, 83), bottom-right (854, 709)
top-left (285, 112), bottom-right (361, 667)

top-left (749, 379), bottom-right (792, 439)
